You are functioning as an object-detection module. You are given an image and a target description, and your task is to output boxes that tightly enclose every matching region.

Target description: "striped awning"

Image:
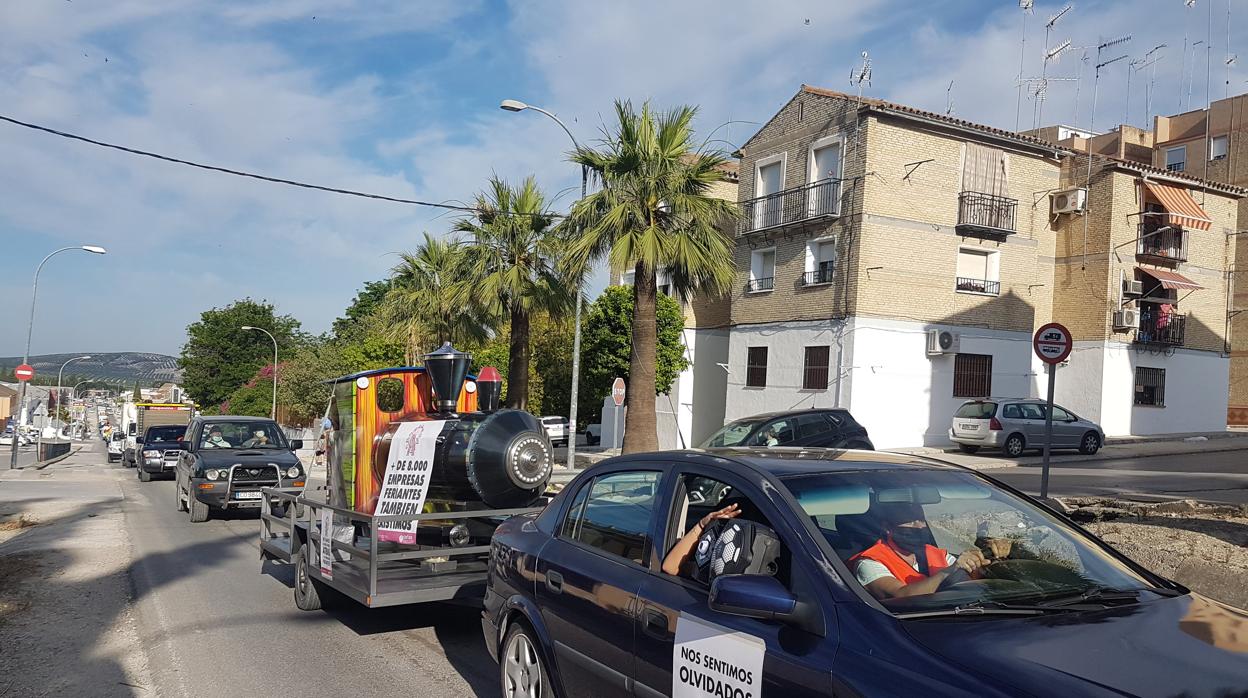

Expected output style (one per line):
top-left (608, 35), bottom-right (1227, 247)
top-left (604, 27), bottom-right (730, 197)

top-left (1139, 267), bottom-right (1205, 290)
top-left (1143, 180), bottom-right (1212, 231)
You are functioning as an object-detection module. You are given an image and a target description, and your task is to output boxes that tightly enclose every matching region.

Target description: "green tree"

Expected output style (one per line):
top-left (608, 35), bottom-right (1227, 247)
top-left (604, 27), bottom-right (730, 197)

top-left (566, 101), bottom-right (736, 452)
top-left (578, 286), bottom-right (687, 430)
top-left (456, 176), bottom-right (568, 410)
top-left (379, 233), bottom-right (490, 363)
top-left (331, 279), bottom-right (393, 338)
top-left (178, 299), bottom-right (302, 409)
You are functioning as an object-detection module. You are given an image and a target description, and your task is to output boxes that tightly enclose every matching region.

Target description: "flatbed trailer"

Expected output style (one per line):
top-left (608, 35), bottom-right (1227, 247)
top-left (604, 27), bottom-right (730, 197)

top-left (259, 487), bottom-right (542, 608)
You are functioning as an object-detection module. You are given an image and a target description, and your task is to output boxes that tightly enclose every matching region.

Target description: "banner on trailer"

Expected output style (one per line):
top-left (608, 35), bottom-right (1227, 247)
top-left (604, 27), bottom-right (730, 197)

top-left (319, 508), bottom-right (334, 580)
top-left (375, 420), bottom-right (444, 544)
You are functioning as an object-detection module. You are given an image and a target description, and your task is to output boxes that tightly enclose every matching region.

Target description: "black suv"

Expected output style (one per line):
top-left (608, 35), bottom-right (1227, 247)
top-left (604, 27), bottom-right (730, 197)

top-left (136, 424), bottom-right (188, 482)
top-left (174, 416), bottom-right (305, 523)
top-left (699, 408), bottom-right (874, 450)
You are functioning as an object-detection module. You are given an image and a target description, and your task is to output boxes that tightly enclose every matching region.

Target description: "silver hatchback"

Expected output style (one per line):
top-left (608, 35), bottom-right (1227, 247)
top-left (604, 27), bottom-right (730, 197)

top-left (949, 398), bottom-right (1104, 457)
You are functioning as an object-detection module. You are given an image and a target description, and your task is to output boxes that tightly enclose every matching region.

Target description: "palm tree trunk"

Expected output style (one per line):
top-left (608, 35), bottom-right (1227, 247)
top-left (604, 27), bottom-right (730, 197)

top-left (506, 306), bottom-right (530, 410)
top-left (623, 260), bottom-right (659, 453)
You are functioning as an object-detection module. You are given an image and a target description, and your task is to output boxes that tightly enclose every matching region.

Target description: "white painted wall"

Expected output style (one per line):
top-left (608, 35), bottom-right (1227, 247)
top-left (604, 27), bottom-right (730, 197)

top-left (656, 327), bottom-right (730, 450)
top-left (1053, 341), bottom-right (1108, 424)
top-left (723, 320), bottom-right (845, 423)
top-left (1097, 343), bottom-right (1229, 436)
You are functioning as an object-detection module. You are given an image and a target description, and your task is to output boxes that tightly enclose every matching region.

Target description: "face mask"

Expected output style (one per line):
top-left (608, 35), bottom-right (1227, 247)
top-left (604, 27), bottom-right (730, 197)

top-left (890, 527), bottom-right (927, 552)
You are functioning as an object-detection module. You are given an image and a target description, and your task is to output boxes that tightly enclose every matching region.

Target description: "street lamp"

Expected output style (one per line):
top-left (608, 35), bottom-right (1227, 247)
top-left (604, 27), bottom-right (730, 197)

top-left (501, 98), bottom-right (589, 471)
top-left (55, 355), bottom-right (91, 436)
top-left (242, 326), bottom-right (279, 420)
top-left (9, 245), bottom-right (107, 469)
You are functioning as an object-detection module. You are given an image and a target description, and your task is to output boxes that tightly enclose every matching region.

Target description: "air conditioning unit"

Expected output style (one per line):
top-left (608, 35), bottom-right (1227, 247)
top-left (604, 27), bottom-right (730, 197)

top-left (1123, 279), bottom-right (1144, 297)
top-left (926, 329), bottom-right (961, 356)
top-left (1051, 187), bottom-right (1088, 214)
top-left (1113, 308), bottom-right (1140, 330)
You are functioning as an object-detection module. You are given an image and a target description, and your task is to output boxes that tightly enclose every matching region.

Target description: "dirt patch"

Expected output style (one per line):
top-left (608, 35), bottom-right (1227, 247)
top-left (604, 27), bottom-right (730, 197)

top-left (0, 513), bottom-right (39, 531)
top-left (1063, 498), bottom-right (1248, 610)
top-left (0, 553), bottom-right (42, 627)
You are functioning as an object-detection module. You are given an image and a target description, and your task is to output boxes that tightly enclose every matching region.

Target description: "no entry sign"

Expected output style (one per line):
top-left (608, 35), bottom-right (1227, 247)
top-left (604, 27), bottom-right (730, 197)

top-left (611, 377), bottom-right (626, 407)
top-left (1033, 323), bottom-right (1073, 365)
top-left (13, 364), bottom-right (34, 382)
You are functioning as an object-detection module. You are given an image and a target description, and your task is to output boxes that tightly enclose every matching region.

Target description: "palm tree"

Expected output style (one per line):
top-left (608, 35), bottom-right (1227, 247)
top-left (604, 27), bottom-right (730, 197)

top-left (566, 101), bottom-right (737, 453)
top-left (455, 176), bottom-right (566, 410)
top-left (381, 233), bottom-right (490, 363)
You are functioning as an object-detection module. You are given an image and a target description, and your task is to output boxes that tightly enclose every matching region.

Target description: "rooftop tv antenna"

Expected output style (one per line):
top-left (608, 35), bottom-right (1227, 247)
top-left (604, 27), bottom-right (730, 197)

top-left (945, 80), bottom-right (955, 115)
top-left (849, 50), bottom-right (872, 99)
top-left (1187, 39), bottom-right (1205, 109)
top-left (1036, 4), bottom-right (1074, 128)
top-left (1180, 0), bottom-right (1197, 111)
top-left (1085, 35), bottom-right (1131, 131)
top-left (1015, 0), bottom-right (1035, 130)
top-left (1127, 43), bottom-right (1166, 127)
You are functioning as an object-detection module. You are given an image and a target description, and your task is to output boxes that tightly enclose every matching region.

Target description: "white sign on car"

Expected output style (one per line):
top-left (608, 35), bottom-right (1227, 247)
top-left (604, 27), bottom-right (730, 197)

top-left (672, 612), bottom-right (765, 698)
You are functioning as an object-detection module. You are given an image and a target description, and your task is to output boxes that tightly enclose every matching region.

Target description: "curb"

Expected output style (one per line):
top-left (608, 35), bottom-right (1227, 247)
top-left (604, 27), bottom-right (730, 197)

top-left (30, 446), bottom-right (81, 470)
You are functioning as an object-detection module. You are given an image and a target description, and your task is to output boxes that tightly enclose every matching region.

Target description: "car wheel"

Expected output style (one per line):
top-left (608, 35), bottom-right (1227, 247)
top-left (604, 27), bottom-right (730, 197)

top-left (958, 444), bottom-right (981, 454)
top-left (189, 492), bottom-right (211, 523)
top-left (1003, 433), bottom-right (1026, 458)
top-left (175, 482), bottom-right (187, 512)
top-left (294, 546), bottom-right (327, 611)
top-left (500, 621), bottom-right (551, 698)
top-left (1079, 432), bottom-right (1101, 455)
top-left (138, 468), bottom-right (151, 482)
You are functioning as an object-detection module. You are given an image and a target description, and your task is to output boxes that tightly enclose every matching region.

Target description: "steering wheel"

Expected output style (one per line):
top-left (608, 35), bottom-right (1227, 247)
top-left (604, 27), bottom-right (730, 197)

top-left (936, 566), bottom-right (973, 591)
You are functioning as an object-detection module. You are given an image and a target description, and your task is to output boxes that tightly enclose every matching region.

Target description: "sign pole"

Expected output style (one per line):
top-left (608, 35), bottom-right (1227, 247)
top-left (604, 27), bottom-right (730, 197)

top-left (1040, 363), bottom-right (1056, 500)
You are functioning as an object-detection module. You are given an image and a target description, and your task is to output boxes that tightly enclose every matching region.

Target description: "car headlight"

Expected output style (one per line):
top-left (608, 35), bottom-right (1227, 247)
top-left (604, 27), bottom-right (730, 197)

top-left (204, 469), bottom-right (221, 481)
top-left (285, 467), bottom-right (301, 478)
top-left (144, 450), bottom-right (160, 457)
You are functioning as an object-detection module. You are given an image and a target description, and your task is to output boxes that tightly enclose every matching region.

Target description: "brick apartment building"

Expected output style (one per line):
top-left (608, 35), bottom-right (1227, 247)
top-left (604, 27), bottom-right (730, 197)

top-left (726, 85), bottom-right (1065, 448)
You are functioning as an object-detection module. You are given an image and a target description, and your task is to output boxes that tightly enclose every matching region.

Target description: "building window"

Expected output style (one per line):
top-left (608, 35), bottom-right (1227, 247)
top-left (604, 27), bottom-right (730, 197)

top-left (1210, 135), bottom-right (1229, 160)
top-left (955, 247), bottom-right (1001, 295)
top-left (1166, 146), bottom-right (1186, 172)
top-left (1134, 367), bottom-right (1166, 407)
top-left (953, 354), bottom-right (993, 398)
top-left (748, 248), bottom-right (775, 292)
top-left (804, 238), bottom-right (836, 285)
top-left (802, 346), bottom-right (830, 390)
top-left (753, 154), bottom-right (786, 229)
top-left (961, 142), bottom-right (1009, 196)
top-left (746, 347), bottom-right (768, 388)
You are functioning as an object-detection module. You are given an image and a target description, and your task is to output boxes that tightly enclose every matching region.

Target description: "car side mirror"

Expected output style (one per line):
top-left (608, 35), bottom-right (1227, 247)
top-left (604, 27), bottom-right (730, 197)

top-left (135, 436), bottom-right (144, 444)
top-left (708, 574), bottom-right (796, 621)
top-left (289, 439), bottom-right (303, 451)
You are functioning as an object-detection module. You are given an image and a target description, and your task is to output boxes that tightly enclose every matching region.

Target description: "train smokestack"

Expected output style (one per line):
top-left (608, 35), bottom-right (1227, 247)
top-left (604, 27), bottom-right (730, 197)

top-left (424, 342), bottom-right (471, 414)
top-left (476, 366), bottom-right (502, 412)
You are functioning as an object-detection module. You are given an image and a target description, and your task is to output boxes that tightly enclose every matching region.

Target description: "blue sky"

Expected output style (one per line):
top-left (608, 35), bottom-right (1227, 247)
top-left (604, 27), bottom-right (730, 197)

top-left (1, 0), bottom-right (1242, 356)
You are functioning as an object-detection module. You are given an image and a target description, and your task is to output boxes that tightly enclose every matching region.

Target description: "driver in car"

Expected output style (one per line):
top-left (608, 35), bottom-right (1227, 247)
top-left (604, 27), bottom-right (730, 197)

top-left (202, 427), bottom-right (230, 448)
top-left (849, 503), bottom-right (991, 600)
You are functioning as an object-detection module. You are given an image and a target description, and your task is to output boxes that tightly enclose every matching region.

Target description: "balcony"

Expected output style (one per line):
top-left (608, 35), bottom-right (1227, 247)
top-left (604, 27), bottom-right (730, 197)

top-left (956, 191), bottom-right (1018, 237)
top-left (1135, 308), bottom-right (1186, 347)
top-left (1136, 223), bottom-right (1188, 263)
top-left (955, 277), bottom-right (1001, 295)
top-left (745, 276), bottom-right (774, 293)
top-left (802, 264), bottom-right (835, 287)
top-left (739, 178), bottom-right (840, 235)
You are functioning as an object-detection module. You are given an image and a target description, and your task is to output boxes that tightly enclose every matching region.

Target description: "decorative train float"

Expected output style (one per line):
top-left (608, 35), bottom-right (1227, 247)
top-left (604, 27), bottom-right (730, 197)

top-left (259, 343), bottom-right (555, 610)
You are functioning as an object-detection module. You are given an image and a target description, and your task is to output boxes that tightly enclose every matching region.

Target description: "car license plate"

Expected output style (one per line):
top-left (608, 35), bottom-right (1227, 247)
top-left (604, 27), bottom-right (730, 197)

top-left (233, 491), bottom-right (262, 500)
top-left (960, 423), bottom-right (979, 430)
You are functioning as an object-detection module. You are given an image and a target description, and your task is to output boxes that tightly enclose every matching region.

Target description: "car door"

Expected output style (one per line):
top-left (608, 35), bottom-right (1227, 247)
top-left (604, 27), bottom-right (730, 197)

top-left (632, 467), bottom-right (835, 697)
top-left (791, 412), bottom-right (840, 447)
top-left (535, 468), bottom-right (665, 698)
top-left (1017, 402), bottom-right (1048, 445)
top-left (1049, 405), bottom-right (1082, 447)
top-left (178, 421), bottom-right (200, 488)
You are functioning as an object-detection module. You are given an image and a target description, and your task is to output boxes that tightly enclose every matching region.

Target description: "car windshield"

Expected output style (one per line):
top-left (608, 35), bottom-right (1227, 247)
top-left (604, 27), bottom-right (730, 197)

top-left (954, 402), bottom-right (996, 419)
top-left (783, 468), bottom-right (1156, 615)
top-left (145, 426), bottom-right (186, 443)
top-left (700, 418), bottom-right (765, 448)
top-left (200, 421), bottom-right (285, 449)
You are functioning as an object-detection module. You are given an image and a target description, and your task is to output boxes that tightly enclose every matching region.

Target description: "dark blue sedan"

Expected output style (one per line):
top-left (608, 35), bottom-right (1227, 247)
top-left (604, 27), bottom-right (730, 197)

top-left (482, 448), bottom-right (1248, 697)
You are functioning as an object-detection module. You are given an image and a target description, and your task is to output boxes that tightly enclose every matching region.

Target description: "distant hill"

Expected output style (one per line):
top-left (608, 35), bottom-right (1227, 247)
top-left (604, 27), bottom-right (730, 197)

top-left (0, 352), bottom-right (181, 385)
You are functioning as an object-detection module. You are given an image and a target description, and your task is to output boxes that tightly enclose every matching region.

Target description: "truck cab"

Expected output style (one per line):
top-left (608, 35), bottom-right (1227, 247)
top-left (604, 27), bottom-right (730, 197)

top-left (175, 416), bottom-right (305, 523)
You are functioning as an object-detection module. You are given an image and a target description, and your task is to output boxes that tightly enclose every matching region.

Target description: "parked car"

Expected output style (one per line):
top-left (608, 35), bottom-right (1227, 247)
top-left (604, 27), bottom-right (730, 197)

top-left (699, 408), bottom-right (873, 450)
top-left (174, 416), bottom-right (305, 523)
top-left (540, 416), bottom-right (569, 447)
top-left (483, 448), bottom-right (1248, 697)
top-left (949, 398), bottom-right (1104, 457)
top-left (107, 432), bottom-right (126, 462)
top-left (584, 423), bottom-right (601, 446)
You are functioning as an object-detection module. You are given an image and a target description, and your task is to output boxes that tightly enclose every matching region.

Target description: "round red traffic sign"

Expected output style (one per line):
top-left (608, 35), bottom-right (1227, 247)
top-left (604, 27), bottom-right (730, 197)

top-left (13, 364), bottom-right (34, 382)
top-left (611, 377), bottom-right (626, 407)
top-left (1033, 322), bottom-right (1073, 364)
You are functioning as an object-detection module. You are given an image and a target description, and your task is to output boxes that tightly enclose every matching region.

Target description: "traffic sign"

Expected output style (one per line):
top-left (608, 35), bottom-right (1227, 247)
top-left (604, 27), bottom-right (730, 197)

top-left (13, 364), bottom-right (34, 382)
top-left (611, 377), bottom-right (626, 407)
top-left (1033, 322), bottom-right (1073, 365)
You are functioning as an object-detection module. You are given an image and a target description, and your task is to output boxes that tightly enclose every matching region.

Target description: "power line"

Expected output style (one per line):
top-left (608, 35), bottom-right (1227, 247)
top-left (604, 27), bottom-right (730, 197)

top-left (0, 114), bottom-right (558, 218)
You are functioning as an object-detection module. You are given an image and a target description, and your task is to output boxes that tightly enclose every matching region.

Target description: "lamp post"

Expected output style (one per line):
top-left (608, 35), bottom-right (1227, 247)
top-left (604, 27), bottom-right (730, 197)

top-left (9, 245), bottom-right (107, 469)
top-left (242, 326), bottom-right (279, 420)
top-left (55, 355), bottom-right (91, 436)
top-left (501, 98), bottom-right (588, 471)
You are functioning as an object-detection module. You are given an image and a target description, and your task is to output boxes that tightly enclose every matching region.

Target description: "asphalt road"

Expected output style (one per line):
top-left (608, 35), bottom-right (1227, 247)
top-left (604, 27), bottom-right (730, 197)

top-left (118, 452), bottom-right (499, 697)
top-left (987, 449), bottom-right (1248, 504)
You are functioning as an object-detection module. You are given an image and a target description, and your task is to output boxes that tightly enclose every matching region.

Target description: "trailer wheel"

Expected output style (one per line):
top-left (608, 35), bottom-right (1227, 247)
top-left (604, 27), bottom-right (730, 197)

top-left (189, 492), bottom-right (211, 523)
top-left (175, 482), bottom-right (187, 512)
top-left (294, 548), bottom-right (324, 611)
top-left (138, 468), bottom-right (151, 482)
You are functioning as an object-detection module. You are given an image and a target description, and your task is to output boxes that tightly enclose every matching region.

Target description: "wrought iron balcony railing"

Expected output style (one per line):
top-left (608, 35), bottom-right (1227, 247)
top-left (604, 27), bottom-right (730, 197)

top-left (955, 277), bottom-right (1001, 295)
top-left (956, 191), bottom-right (1018, 235)
top-left (802, 264), bottom-right (835, 286)
top-left (1136, 310), bottom-right (1186, 347)
top-left (745, 276), bottom-right (774, 293)
top-left (739, 178), bottom-right (841, 235)
top-left (1137, 223), bottom-right (1188, 262)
